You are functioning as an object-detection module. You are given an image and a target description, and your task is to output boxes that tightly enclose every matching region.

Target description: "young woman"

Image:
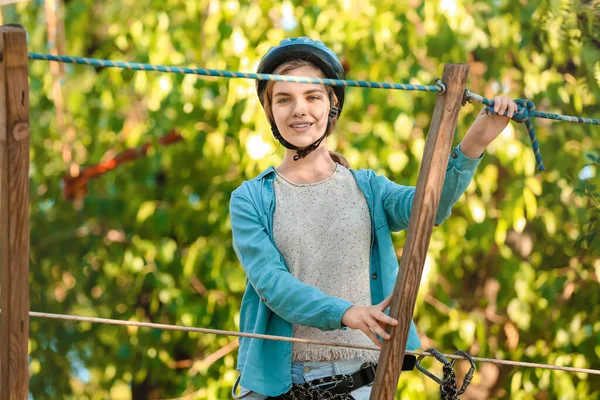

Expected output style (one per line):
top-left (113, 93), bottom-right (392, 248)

top-left (230, 37), bottom-right (517, 399)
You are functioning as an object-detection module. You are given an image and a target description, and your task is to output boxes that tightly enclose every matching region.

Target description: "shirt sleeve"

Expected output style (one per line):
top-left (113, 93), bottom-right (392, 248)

top-left (230, 189), bottom-right (354, 331)
top-left (382, 144), bottom-right (482, 232)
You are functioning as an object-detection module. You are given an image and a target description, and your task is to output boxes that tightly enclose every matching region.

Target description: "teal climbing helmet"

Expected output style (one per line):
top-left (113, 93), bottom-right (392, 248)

top-left (256, 37), bottom-right (345, 115)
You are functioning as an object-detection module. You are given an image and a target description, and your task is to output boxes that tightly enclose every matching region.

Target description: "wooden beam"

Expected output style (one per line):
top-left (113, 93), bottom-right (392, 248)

top-left (0, 24), bottom-right (30, 400)
top-left (370, 63), bottom-right (469, 399)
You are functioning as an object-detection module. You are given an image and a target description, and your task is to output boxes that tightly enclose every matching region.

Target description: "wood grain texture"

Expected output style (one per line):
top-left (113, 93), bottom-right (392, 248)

top-left (0, 25), bottom-right (31, 400)
top-left (370, 64), bottom-right (469, 400)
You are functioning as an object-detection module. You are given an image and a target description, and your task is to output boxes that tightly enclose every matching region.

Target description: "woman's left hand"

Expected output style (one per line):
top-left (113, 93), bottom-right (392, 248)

top-left (459, 96), bottom-right (518, 159)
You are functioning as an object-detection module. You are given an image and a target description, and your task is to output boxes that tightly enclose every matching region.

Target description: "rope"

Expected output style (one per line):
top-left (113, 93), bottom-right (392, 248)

top-left (26, 52), bottom-right (443, 93)
top-left (26, 52), bottom-right (600, 174)
top-left (24, 310), bottom-right (600, 376)
top-left (464, 90), bottom-right (600, 172)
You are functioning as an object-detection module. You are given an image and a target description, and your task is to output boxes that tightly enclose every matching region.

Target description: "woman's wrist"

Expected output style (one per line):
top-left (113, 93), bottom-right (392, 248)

top-left (340, 305), bottom-right (354, 328)
top-left (459, 128), bottom-right (488, 159)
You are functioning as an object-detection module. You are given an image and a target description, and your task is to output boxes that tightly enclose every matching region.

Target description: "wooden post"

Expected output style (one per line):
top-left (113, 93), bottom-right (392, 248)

top-left (0, 25), bottom-right (30, 400)
top-left (370, 64), bottom-right (469, 399)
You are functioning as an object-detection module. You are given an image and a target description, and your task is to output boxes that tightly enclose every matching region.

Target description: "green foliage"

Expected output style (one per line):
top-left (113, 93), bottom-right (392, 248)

top-left (574, 151), bottom-right (599, 249)
top-left (3, 0), bottom-right (599, 398)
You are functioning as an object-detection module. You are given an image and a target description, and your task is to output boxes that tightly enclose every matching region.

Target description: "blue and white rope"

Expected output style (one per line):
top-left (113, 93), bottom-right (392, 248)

top-left (464, 91), bottom-right (600, 172)
top-left (27, 52), bottom-right (443, 93)
top-left (25, 52), bottom-right (600, 172)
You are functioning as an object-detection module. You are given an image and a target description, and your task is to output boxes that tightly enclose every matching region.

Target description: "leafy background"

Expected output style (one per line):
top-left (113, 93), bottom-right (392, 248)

top-left (1, 0), bottom-right (599, 398)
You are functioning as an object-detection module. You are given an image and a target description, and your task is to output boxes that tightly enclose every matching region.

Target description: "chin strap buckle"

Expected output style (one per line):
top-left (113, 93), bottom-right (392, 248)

top-left (329, 106), bottom-right (340, 119)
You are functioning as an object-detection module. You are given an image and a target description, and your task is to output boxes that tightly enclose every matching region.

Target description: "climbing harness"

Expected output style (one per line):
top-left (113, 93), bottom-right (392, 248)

top-left (266, 363), bottom-right (376, 400)
top-left (270, 374), bottom-right (356, 399)
top-left (266, 356), bottom-right (416, 400)
top-left (416, 348), bottom-right (476, 400)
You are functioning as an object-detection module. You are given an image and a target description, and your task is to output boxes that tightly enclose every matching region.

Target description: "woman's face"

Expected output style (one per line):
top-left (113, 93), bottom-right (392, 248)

top-left (270, 66), bottom-right (330, 148)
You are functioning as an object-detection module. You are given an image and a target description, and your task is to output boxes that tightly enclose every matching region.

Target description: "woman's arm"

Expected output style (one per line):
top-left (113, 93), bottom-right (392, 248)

top-left (382, 96), bottom-right (516, 231)
top-left (381, 145), bottom-right (481, 231)
top-left (460, 96), bottom-right (517, 158)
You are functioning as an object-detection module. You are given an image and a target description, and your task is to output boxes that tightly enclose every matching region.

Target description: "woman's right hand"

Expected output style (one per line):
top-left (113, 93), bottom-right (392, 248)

top-left (340, 296), bottom-right (398, 347)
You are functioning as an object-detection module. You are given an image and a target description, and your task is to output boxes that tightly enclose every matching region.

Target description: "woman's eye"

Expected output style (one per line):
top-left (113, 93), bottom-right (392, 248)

top-left (308, 96), bottom-right (320, 101)
top-left (277, 98), bottom-right (289, 104)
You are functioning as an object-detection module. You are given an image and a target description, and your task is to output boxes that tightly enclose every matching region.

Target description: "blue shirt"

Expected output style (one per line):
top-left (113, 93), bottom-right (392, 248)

top-left (229, 145), bottom-right (481, 396)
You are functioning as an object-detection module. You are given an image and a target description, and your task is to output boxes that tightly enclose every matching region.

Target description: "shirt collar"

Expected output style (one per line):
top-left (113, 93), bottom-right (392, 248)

top-left (255, 166), bottom-right (276, 181)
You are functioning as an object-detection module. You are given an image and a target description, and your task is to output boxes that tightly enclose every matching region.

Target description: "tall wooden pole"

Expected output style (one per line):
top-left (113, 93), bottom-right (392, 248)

top-left (0, 24), bottom-right (30, 400)
top-left (370, 64), bottom-right (469, 399)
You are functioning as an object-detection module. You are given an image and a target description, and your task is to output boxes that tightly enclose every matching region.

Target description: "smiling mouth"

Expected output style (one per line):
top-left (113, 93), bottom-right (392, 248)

top-left (290, 123), bottom-right (312, 128)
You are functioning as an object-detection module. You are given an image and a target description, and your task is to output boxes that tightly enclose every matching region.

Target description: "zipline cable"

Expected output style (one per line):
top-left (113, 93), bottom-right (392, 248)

top-left (21, 310), bottom-right (600, 376)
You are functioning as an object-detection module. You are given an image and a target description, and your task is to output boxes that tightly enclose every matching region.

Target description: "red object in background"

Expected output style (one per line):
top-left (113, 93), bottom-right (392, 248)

top-left (62, 129), bottom-right (183, 201)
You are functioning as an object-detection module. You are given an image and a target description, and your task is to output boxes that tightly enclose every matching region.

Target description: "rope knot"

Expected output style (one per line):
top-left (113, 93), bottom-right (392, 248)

top-left (482, 97), bottom-right (544, 171)
top-left (511, 99), bottom-right (536, 123)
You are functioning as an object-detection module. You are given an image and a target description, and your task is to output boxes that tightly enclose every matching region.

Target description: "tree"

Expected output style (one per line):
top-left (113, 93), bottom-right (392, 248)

top-left (2, 0), bottom-right (598, 398)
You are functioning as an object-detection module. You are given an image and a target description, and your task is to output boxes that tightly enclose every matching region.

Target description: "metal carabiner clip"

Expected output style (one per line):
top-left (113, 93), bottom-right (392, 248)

top-left (451, 350), bottom-right (476, 395)
top-left (415, 348), bottom-right (451, 385)
top-left (415, 348), bottom-right (477, 397)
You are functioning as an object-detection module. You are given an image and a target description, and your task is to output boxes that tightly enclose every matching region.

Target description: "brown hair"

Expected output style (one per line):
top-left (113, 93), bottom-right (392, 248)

top-left (260, 59), bottom-right (350, 168)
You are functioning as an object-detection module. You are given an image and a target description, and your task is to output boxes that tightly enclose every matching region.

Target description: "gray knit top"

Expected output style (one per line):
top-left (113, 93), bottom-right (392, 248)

top-left (273, 163), bottom-right (379, 363)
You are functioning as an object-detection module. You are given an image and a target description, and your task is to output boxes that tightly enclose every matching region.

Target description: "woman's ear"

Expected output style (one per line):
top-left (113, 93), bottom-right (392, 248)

top-left (331, 90), bottom-right (339, 108)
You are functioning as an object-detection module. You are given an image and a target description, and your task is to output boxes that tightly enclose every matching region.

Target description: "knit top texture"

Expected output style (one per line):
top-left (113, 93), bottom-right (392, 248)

top-left (273, 163), bottom-right (378, 363)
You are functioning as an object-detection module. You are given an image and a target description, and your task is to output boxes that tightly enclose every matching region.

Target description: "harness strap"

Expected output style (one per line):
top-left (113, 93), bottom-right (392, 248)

top-left (267, 355), bottom-right (416, 400)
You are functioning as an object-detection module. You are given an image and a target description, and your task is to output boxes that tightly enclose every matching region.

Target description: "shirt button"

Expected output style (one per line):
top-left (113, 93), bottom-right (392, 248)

top-left (451, 152), bottom-right (458, 159)
top-left (303, 366), bottom-right (311, 373)
top-left (261, 296), bottom-right (266, 302)
top-left (372, 273), bottom-right (377, 279)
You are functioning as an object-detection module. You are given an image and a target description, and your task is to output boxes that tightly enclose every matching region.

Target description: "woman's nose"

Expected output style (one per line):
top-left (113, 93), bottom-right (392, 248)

top-left (292, 100), bottom-right (307, 116)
